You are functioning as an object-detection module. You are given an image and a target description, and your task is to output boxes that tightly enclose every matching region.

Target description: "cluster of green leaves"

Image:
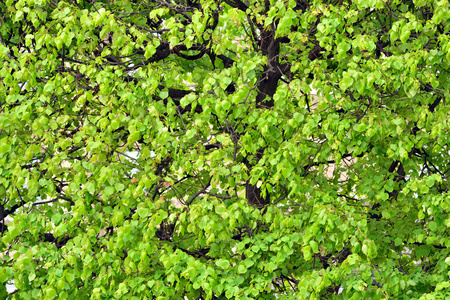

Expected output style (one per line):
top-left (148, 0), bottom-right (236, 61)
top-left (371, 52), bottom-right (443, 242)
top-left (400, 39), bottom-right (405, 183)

top-left (1, 0), bottom-right (450, 299)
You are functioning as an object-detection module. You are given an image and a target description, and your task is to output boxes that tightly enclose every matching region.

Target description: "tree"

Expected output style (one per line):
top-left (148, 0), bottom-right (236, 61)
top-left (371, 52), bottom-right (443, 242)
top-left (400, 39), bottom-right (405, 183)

top-left (1, 0), bottom-right (450, 298)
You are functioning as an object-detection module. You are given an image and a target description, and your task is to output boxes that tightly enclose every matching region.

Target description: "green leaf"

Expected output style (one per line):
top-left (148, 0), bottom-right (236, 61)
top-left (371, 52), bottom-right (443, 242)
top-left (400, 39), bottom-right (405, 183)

top-left (339, 76), bottom-right (354, 92)
top-left (428, 221), bottom-right (437, 231)
top-left (436, 281), bottom-right (450, 291)
top-left (400, 29), bottom-right (411, 43)
top-left (144, 44), bottom-right (156, 59)
top-left (0, 143), bottom-right (10, 154)
top-left (237, 264), bottom-right (247, 274)
top-left (310, 240), bottom-right (319, 253)
top-left (293, 112), bottom-right (304, 123)
top-left (128, 131), bottom-right (141, 144)
top-left (180, 94), bottom-right (196, 108)
top-left (65, 272), bottom-right (75, 282)
top-left (186, 129), bottom-right (196, 139)
top-left (302, 246), bottom-right (312, 261)
top-left (86, 182), bottom-right (96, 194)
top-left (104, 186), bottom-right (115, 196)
top-left (159, 89), bottom-right (169, 99)
top-left (46, 287), bottom-right (57, 299)
top-left (115, 183), bottom-right (125, 191)
top-left (137, 203), bottom-right (150, 218)
top-left (215, 259), bottom-right (230, 269)
top-left (425, 177), bottom-right (435, 187)
top-left (362, 244), bottom-right (368, 256)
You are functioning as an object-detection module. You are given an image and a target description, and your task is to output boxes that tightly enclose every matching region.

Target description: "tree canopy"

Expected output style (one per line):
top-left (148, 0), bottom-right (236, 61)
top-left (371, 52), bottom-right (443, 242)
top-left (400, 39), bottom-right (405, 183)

top-left (1, 0), bottom-right (450, 298)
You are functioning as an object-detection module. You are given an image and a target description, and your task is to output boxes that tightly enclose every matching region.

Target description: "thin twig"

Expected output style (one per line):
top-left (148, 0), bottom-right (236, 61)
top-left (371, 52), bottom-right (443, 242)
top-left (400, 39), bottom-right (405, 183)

top-left (185, 177), bottom-right (211, 206)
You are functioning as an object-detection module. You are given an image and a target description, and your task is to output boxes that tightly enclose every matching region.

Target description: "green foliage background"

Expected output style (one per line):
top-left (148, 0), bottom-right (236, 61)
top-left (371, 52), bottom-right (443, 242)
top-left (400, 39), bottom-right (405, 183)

top-left (1, 0), bottom-right (450, 299)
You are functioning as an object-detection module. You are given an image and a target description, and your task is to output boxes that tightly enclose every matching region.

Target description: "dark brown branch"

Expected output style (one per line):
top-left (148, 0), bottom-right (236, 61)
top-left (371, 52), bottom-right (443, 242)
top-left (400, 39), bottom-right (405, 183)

top-left (40, 233), bottom-right (72, 249)
top-left (222, 0), bottom-right (248, 11)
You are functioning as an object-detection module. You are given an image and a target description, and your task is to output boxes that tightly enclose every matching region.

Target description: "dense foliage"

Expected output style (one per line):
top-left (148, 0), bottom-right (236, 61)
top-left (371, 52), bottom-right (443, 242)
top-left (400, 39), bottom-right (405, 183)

top-left (1, 0), bottom-right (450, 298)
